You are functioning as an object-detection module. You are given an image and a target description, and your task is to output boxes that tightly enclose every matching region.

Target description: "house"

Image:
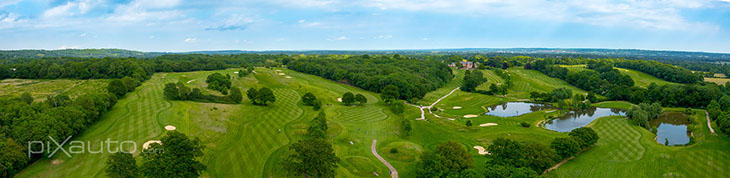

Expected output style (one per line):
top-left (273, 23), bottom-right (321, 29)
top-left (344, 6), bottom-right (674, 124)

top-left (449, 61), bottom-right (477, 69)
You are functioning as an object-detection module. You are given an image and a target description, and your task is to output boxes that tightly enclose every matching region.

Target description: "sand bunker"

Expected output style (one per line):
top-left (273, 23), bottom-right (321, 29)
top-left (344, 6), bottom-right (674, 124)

top-left (51, 159), bottom-right (63, 165)
top-left (545, 110), bottom-right (557, 113)
top-left (143, 140), bottom-right (162, 149)
top-left (473, 146), bottom-right (491, 155)
top-left (453, 106), bottom-right (462, 109)
top-left (464, 115), bottom-right (478, 118)
top-left (278, 73), bottom-right (285, 75)
top-left (285, 76), bottom-right (292, 78)
top-left (165, 125), bottom-right (176, 130)
top-left (480, 123), bottom-right (498, 127)
top-left (337, 98), bottom-right (342, 102)
top-left (186, 80), bottom-right (194, 84)
top-left (252, 71), bottom-right (257, 73)
top-left (234, 71), bottom-right (239, 74)
top-left (275, 70), bottom-right (281, 72)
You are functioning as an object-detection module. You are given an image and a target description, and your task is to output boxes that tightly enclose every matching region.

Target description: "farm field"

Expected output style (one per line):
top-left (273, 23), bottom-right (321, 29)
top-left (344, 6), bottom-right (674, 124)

top-left (0, 78), bottom-right (108, 101)
top-left (705, 77), bottom-right (730, 85)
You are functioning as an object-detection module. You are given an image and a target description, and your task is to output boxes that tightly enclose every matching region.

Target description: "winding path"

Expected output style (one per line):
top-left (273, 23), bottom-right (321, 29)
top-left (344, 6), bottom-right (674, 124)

top-left (706, 111), bottom-right (717, 135)
top-left (372, 139), bottom-right (398, 178)
top-left (408, 87), bottom-right (460, 120)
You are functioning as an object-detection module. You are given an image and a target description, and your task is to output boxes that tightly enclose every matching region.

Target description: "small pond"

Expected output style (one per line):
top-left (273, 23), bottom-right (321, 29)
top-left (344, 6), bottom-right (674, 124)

top-left (484, 102), bottom-right (552, 117)
top-left (649, 112), bottom-right (691, 146)
top-left (544, 107), bottom-right (625, 132)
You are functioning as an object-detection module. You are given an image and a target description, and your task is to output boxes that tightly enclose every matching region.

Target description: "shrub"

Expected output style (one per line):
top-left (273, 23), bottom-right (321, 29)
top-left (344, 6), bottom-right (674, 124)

top-left (466, 120), bottom-right (473, 127)
top-left (390, 148), bottom-right (399, 154)
top-left (520, 122), bottom-right (530, 128)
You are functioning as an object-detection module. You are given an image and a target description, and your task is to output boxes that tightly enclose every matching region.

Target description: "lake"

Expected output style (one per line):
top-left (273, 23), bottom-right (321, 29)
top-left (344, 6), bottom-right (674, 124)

top-left (649, 112), bottom-right (691, 146)
top-left (484, 102), bottom-right (553, 117)
top-left (544, 107), bottom-right (626, 132)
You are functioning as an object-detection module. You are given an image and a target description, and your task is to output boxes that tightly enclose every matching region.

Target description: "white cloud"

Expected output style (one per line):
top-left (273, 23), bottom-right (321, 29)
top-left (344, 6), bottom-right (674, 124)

top-left (422, 37), bottom-right (429, 41)
top-left (376, 35), bottom-right (392, 39)
top-left (0, 13), bottom-right (27, 29)
top-left (273, 0), bottom-right (718, 31)
top-left (328, 36), bottom-right (349, 41)
top-left (184, 38), bottom-right (197, 43)
top-left (0, 0), bottom-right (21, 8)
top-left (79, 33), bottom-right (87, 38)
top-left (106, 0), bottom-right (184, 22)
top-left (42, 0), bottom-right (99, 18)
top-left (58, 45), bottom-right (81, 49)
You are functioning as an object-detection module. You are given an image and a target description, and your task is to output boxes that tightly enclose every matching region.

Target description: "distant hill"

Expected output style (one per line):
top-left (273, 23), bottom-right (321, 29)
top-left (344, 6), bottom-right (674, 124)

top-left (2, 48), bottom-right (730, 63)
top-left (0, 49), bottom-right (166, 58)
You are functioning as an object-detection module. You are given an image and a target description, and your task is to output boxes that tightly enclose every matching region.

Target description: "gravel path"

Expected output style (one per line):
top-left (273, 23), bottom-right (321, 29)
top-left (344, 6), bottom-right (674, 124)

top-left (408, 87), bottom-right (460, 120)
top-left (372, 139), bottom-right (398, 178)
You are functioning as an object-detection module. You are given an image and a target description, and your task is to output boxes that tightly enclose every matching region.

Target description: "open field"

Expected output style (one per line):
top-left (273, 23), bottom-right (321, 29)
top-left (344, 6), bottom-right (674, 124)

top-left (0, 78), bottom-right (108, 101)
top-left (705, 77), bottom-right (730, 85)
top-left (561, 65), bottom-right (677, 88)
top-left (507, 67), bottom-right (588, 98)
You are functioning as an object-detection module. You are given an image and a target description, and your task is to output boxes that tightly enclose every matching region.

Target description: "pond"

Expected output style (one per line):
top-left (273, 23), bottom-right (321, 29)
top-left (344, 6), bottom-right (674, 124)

top-left (544, 107), bottom-right (625, 132)
top-left (484, 102), bottom-right (553, 117)
top-left (649, 112), bottom-right (691, 146)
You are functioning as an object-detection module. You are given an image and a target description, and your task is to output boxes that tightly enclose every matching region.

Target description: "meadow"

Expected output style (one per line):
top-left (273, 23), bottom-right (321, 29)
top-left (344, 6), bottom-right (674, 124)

top-left (561, 65), bottom-right (678, 88)
top-left (15, 66), bottom-right (730, 178)
top-left (0, 78), bottom-right (108, 101)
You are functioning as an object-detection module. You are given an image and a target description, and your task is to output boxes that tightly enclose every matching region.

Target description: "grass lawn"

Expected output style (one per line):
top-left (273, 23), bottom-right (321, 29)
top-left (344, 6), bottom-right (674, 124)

top-left (507, 67), bottom-right (588, 98)
top-left (561, 65), bottom-right (677, 88)
top-left (547, 111), bottom-right (730, 177)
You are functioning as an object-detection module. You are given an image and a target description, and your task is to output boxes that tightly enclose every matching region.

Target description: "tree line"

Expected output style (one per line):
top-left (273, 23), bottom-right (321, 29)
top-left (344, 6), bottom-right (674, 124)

top-left (415, 127), bottom-right (599, 177)
top-left (287, 54), bottom-right (453, 102)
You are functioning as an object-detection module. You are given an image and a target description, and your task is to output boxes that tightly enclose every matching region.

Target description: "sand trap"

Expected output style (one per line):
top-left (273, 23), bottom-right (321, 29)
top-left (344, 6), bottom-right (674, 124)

top-left (143, 140), bottom-right (162, 149)
top-left (545, 110), bottom-right (557, 113)
top-left (51, 159), bottom-right (63, 165)
top-left (234, 71), bottom-right (239, 74)
top-left (350, 141), bottom-right (354, 145)
top-left (275, 70), bottom-right (281, 72)
top-left (453, 106), bottom-right (462, 109)
top-left (165, 125), bottom-right (176, 130)
top-left (337, 98), bottom-right (342, 102)
top-left (473, 146), bottom-right (491, 155)
top-left (252, 71), bottom-right (257, 73)
top-left (187, 80), bottom-right (194, 84)
top-left (278, 73), bottom-right (285, 75)
top-left (480, 123), bottom-right (498, 127)
top-left (285, 76), bottom-right (292, 78)
top-left (464, 115), bottom-right (478, 118)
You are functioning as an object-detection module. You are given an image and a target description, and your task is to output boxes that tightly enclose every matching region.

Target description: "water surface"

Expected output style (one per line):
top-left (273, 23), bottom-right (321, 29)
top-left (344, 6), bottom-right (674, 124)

top-left (544, 107), bottom-right (625, 132)
top-left (649, 112), bottom-right (691, 146)
top-left (484, 102), bottom-right (552, 117)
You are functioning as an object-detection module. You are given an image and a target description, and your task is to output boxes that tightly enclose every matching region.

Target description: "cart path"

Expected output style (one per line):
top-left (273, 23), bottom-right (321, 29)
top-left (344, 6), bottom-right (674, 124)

top-left (372, 139), bottom-right (398, 178)
top-left (706, 111), bottom-right (716, 135)
top-left (408, 87), bottom-right (460, 120)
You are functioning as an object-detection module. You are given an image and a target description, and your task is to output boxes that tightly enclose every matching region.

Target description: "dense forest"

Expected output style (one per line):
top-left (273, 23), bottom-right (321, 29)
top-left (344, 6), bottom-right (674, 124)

top-left (287, 54), bottom-right (453, 101)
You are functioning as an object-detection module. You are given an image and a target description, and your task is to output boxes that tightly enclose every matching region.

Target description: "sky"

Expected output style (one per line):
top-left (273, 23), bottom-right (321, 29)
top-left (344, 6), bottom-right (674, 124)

top-left (0, 0), bottom-right (729, 53)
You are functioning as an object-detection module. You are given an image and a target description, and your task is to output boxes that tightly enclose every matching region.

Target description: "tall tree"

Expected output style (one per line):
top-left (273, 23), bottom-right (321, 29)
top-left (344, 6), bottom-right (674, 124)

top-left (354, 94), bottom-right (367, 104)
top-left (140, 131), bottom-right (206, 178)
top-left (106, 152), bottom-right (138, 178)
top-left (108, 79), bottom-right (127, 98)
top-left (381, 85), bottom-right (400, 103)
top-left (282, 139), bottom-right (340, 177)
top-left (19, 92), bottom-right (33, 104)
top-left (342, 92), bottom-right (355, 106)
top-left (247, 88), bottom-right (259, 105)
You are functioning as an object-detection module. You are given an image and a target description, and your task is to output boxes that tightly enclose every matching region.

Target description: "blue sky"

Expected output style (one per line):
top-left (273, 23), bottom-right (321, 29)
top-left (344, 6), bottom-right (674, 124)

top-left (1, 0), bottom-right (729, 53)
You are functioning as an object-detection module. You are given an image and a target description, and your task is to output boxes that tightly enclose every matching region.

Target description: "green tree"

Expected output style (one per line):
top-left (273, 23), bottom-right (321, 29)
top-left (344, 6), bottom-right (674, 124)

top-left (121, 76), bottom-right (139, 92)
top-left (108, 79), bottom-right (128, 98)
top-left (569, 127), bottom-right (599, 149)
top-left (140, 131), bottom-right (206, 178)
top-left (390, 102), bottom-right (405, 115)
top-left (523, 142), bottom-right (559, 173)
top-left (105, 152), bottom-right (138, 178)
top-left (416, 141), bottom-right (474, 177)
top-left (0, 138), bottom-right (29, 177)
top-left (550, 137), bottom-right (581, 159)
top-left (301, 92), bottom-right (317, 106)
top-left (247, 88), bottom-right (259, 105)
top-left (229, 87), bottom-right (243, 103)
top-left (465, 120), bottom-right (472, 127)
top-left (342, 92), bottom-right (355, 106)
top-left (19, 92), bottom-right (33, 104)
top-left (282, 139), bottom-right (340, 177)
top-left (381, 85), bottom-right (400, 102)
top-left (257, 87), bottom-right (276, 105)
top-left (312, 99), bottom-right (322, 110)
top-left (354, 94), bottom-right (367, 104)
